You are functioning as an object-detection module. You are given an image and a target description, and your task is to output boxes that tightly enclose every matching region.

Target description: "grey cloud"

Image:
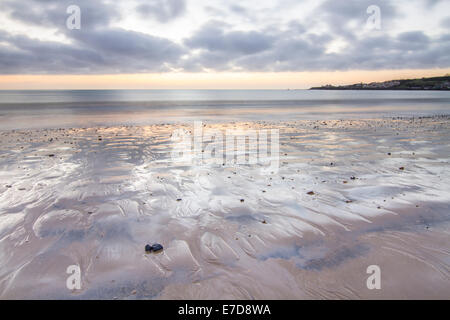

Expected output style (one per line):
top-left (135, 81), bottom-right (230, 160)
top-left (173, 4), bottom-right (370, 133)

top-left (0, 0), bottom-right (184, 74)
top-left (229, 5), bottom-right (247, 15)
top-left (441, 17), bottom-right (450, 29)
top-left (313, 0), bottom-right (398, 40)
top-left (4, 0), bottom-right (120, 29)
top-left (0, 1), bottom-right (448, 74)
top-left (180, 19), bottom-right (447, 72)
top-left (136, 0), bottom-right (186, 23)
top-left (425, 0), bottom-right (445, 6)
top-left (185, 21), bottom-right (275, 55)
top-left (396, 31), bottom-right (430, 50)
top-left (0, 28), bottom-right (185, 74)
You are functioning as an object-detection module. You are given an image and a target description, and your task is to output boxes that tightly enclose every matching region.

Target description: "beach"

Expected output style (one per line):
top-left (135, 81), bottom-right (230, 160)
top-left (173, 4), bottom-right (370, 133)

top-left (0, 116), bottom-right (449, 299)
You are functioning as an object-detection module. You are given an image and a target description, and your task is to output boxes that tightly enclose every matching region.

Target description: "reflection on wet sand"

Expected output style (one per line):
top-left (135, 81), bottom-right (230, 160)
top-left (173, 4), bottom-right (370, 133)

top-left (0, 117), bottom-right (449, 299)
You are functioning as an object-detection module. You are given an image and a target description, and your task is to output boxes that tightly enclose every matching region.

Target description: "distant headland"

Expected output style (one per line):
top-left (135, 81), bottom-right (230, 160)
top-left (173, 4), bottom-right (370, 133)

top-left (310, 75), bottom-right (450, 90)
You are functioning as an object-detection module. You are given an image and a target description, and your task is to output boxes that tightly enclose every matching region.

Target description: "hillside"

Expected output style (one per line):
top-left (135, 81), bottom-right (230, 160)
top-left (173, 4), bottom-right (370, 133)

top-left (310, 75), bottom-right (450, 90)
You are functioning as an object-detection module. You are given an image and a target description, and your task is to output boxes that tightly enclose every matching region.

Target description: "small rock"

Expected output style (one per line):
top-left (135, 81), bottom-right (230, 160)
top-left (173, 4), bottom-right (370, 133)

top-left (399, 167), bottom-right (405, 170)
top-left (48, 154), bottom-right (55, 157)
top-left (387, 152), bottom-right (391, 156)
top-left (151, 243), bottom-right (163, 252)
top-left (145, 244), bottom-right (153, 253)
top-left (5, 185), bottom-right (12, 188)
top-left (176, 198), bottom-right (182, 201)
top-left (240, 199), bottom-right (245, 203)
top-left (307, 191), bottom-right (315, 196)
top-left (262, 220), bottom-right (267, 224)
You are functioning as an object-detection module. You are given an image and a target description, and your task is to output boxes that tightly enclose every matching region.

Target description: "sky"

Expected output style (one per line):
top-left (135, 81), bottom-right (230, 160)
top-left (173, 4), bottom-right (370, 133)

top-left (0, 0), bottom-right (449, 89)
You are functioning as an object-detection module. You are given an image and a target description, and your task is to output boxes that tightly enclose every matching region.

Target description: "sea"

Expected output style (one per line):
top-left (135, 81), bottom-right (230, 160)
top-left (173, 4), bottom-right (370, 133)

top-left (0, 90), bottom-right (449, 130)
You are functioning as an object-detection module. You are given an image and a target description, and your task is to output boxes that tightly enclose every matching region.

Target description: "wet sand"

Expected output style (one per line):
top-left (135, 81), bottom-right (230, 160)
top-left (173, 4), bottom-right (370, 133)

top-left (0, 117), bottom-right (449, 299)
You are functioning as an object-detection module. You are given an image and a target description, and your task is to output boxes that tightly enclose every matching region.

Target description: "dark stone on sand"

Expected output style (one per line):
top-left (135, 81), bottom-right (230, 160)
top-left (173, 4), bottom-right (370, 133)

top-left (48, 154), bottom-right (55, 157)
top-left (307, 191), bottom-right (315, 195)
top-left (240, 199), bottom-right (245, 203)
top-left (151, 243), bottom-right (163, 252)
top-left (350, 176), bottom-right (356, 180)
top-left (387, 152), bottom-right (392, 155)
top-left (399, 167), bottom-right (405, 170)
top-left (176, 198), bottom-right (182, 201)
top-left (5, 185), bottom-right (12, 188)
top-left (145, 243), bottom-right (164, 253)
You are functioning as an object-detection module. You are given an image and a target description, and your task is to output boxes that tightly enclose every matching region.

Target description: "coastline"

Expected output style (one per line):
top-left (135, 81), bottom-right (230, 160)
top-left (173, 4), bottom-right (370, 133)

top-left (0, 117), bottom-right (449, 299)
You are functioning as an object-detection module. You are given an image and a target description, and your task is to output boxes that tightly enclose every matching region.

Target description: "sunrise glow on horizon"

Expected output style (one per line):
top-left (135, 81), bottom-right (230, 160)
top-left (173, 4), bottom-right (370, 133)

top-left (1, 69), bottom-right (449, 90)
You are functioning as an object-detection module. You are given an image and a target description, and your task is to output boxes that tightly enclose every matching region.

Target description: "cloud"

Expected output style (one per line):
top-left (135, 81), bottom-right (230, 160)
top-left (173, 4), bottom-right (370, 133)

top-left (312, 0), bottom-right (398, 40)
top-left (0, 28), bottom-right (185, 74)
top-left (3, 0), bottom-right (120, 29)
top-left (185, 21), bottom-right (275, 55)
top-left (0, 0), bottom-right (448, 74)
top-left (441, 17), bottom-right (450, 29)
top-left (181, 20), bottom-right (447, 72)
top-left (136, 0), bottom-right (186, 23)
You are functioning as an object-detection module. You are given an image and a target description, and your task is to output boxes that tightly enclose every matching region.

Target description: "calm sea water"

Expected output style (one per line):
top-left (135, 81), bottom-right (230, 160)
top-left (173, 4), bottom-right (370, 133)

top-left (0, 90), bottom-right (449, 130)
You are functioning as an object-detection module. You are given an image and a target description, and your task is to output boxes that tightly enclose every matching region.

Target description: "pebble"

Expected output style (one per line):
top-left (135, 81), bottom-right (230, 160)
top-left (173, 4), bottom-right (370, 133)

top-left (151, 243), bottom-right (164, 252)
top-left (145, 243), bottom-right (164, 253)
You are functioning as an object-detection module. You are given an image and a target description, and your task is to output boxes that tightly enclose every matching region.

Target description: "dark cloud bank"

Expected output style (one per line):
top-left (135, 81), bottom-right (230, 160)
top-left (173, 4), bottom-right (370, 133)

top-left (0, 0), bottom-right (449, 74)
